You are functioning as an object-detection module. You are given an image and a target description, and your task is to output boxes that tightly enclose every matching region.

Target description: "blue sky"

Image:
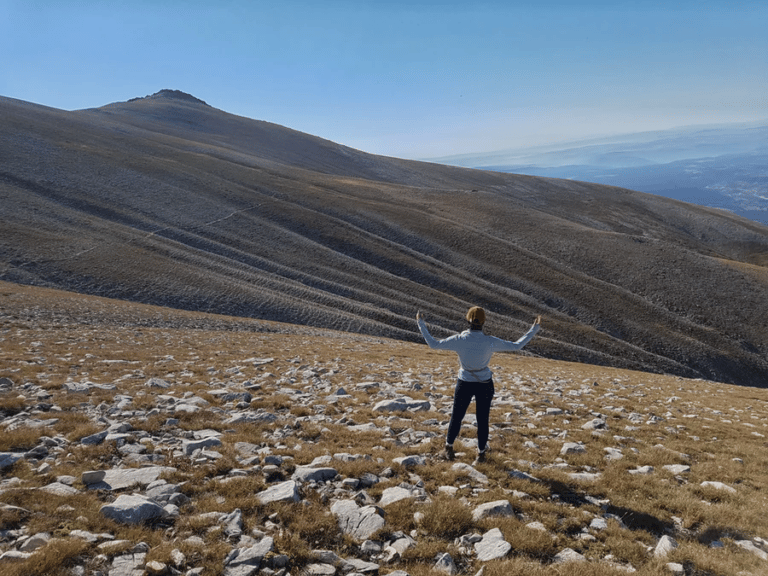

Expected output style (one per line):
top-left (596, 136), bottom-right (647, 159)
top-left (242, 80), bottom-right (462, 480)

top-left (2, 0), bottom-right (766, 158)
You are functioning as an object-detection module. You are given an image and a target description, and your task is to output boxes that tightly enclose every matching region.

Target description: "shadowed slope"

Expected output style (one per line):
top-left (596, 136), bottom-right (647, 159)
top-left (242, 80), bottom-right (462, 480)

top-left (1, 91), bottom-right (768, 386)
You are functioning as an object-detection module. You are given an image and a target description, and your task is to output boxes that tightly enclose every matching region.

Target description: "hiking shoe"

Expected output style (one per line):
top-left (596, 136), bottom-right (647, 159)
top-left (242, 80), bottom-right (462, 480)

top-left (443, 444), bottom-right (455, 461)
top-left (473, 445), bottom-right (489, 465)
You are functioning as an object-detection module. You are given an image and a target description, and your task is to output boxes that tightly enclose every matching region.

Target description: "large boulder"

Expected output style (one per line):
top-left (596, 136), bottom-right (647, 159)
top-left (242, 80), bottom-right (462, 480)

top-left (330, 499), bottom-right (385, 541)
top-left (100, 495), bottom-right (169, 525)
top-left (256, 480), bottom-right (300, 504)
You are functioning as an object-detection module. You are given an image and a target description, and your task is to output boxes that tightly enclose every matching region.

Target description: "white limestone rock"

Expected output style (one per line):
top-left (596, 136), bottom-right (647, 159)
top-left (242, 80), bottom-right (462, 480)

top-left (561, 442), bottom-right (587, 455)
top-left (553, 548), bottom-right (587, 563)
top-left (474, 528), bottom-right (511, 561)
top-left (100, 495), bottom-right (170, 525)
top-left (331, 499), bottom-right (385, 541)
top-left (472, 500), bottom-right (514, 522)
top-left (292, 466), bottom-right (338, 483)
top-left (256, 480), bottom-right (301, 504)
top-left (654, 535), bottom-right (678, 558)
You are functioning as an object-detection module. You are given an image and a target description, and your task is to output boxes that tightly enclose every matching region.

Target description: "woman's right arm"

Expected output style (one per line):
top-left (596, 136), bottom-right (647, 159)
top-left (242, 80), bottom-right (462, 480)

top-left (416, 311), bottom-right (455, 350)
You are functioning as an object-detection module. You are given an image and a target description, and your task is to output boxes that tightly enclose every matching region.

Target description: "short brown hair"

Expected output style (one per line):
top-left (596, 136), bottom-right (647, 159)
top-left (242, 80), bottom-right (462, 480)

top-left (466, 306), bottom-right (486, 326)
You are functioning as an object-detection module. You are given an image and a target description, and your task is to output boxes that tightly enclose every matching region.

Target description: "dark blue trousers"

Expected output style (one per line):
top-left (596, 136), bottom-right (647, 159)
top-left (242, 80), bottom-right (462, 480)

top-left (446, 379), bottom-right (494, 451)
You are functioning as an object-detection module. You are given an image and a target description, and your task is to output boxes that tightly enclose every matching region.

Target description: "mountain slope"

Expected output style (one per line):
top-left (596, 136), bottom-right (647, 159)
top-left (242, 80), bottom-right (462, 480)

top-left (1, 90), bottom-right (768, 386)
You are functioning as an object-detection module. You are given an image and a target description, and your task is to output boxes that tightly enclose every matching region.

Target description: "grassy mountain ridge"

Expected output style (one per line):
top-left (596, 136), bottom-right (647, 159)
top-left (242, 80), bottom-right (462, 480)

top-left (1, 91), bottom-right (768, 386)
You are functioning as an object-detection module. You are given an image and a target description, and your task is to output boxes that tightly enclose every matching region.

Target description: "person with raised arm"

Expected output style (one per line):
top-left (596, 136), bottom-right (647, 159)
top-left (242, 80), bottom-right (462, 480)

top-left (416, 306), bottom-right (541, 464)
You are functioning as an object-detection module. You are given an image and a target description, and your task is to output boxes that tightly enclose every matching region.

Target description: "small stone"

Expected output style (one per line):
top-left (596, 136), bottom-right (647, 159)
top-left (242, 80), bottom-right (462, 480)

top-left (291, 466), bottom-right (338, 483)
top-left (256, 480), bottom-right (300, 504)
top-left (472, 500), bottom-right (514, 522)
top-left (40, 482), bottom-right (79, 496)
top-left (474, 528), bottom-right (511, 561)
top-left (590, 518), bottom-right (608, 531)
top-left (331, 499), bottom-right (385, 541)
top-left (452, 462), bottom-right (489, 484)
top-left (0, 453), bottom-right (24, 470)
top-left (582, 418), bottom-right (607, 430)
top-left (19, 532), bottom-right (51, 552)
top-left (662, 465), bottom-right (690, 475)
top-left (735, 540), bottom-right (768, 560)
top-left (561, 442), bottom-right (587, 455)
top-left (701, 481), bottom-right (736, 494)
top-left (380, 486), bottom-right (420, 506)
top-left (145, 560), bottom-right (168, 575)
top-left (305, 564), bottom-right (336, 576)
top-left (82, 470), bottom-right (107, 484)
top-left (604, 447), bottom-right (624, 460)
top-left (666, 563), bottom-right (685, 575)
top-left (100, 494), bottom-right (169, 525)
top-left (434, 552), bottom-right (458, 575)
top-left (392, 455), bottom-right (426, 468)
top-left (508, 469), bottom-right (539, 482)
top-left (654, 535), bottom-right (678, 558)
top-left (553, 548), bottom-right (586, 563)
top-left (526, 521), bottom-right (548, 532)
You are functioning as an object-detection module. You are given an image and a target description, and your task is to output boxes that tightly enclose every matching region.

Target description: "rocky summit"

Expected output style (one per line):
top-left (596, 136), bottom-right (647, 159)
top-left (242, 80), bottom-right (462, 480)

top-left (2, 284), bottom-right (768, 575)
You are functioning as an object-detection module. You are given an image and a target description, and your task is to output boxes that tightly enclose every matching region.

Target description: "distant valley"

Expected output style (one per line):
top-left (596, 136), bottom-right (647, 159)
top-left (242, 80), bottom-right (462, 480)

top-left (2, 91), bottom-right (768, 386)
top-left (432, 123), bottom-right (768, 226)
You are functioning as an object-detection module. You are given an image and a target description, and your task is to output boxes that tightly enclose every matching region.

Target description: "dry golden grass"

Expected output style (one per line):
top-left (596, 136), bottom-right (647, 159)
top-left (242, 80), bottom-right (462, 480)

top-left (1, 538), bottom-right (91, 576)
top-left (0, 426), bottom-right (41, 452)
top-left (3, 284), bottom-right (768, 575)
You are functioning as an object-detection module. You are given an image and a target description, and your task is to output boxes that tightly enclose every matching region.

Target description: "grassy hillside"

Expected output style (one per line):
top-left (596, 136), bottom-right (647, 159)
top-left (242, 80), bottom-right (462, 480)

top-left (1, 91), bottom-right (768, 386)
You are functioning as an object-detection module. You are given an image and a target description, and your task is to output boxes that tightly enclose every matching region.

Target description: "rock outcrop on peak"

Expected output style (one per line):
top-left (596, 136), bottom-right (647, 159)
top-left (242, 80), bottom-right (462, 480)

top-left (128, 89), bottom-right (210, 106)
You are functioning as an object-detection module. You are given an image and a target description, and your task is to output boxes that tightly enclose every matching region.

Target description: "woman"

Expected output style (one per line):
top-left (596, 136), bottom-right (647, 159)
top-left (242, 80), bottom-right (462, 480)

top-left (416, 306), bottom-right (541, 464)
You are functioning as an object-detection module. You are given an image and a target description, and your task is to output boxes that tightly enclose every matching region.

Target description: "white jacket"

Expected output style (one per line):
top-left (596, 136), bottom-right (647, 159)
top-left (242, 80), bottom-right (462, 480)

top-left (417, 318), bottom-right (540, 382)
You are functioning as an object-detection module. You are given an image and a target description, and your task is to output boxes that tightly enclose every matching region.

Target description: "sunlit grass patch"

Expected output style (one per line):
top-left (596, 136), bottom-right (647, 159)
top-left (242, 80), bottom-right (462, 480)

top-left (175, 408), bottom-right (224, 431)
top-left (0, 537), bottom-right (91, 576)
top-left (415, 495), bottom-right (474, 540)
top-left (250, 393), bottom-right (293, 412)
top-left (667, 539), bottom-right (766, 576)
top-left (0, 425), bottom-right (41, 451)
top-left (0, 392), bottom-right (27, 416)
top-left (270, 497), bottom-right (351, 563)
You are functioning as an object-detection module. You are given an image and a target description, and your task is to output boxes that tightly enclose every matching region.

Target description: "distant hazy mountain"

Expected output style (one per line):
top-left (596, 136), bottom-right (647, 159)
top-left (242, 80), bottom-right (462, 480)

top-left (430, 123), bottom-right (768, 226)
top-left (2, 91), bottom-right (768, 386)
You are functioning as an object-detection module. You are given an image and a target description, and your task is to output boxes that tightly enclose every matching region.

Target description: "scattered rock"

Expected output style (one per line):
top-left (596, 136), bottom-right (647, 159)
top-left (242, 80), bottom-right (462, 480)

top-left (393, 455), bottom-right (426, 468)
top-left (553, 548), bottom-right (587, 563)
top-left (561, 442), bottom-right (587, 455)
top-left (100, 495), bottom-right (170, 525)
top-left (223, 536), bottom-right (274, 575)
top-left (735, 539), bottom-right (768, 560)
top-left (472, 500), bottom-right (514, 522)
top-left (434, 552), bottom-right (458, 574)
top-left (0, 453), bottom-right (24, 470)
top-left (292, 466), bottom-right (338, 483)
top-left (256, 480), bottom-right (301, 504)
top-left (701, 481), bottom-right (736, 494)
top-left (662, 464), bottom-right (690, 475)
top-left (84, 466), bottom-right (176, 490)
top-left (331, 499), bottom-right (386, 541)
top-left (474, 528), bottom-right (511, 561)
top-left (452, 462), bottom-right (489, 484)
top-left (654, 535), bottom-right (678, 558)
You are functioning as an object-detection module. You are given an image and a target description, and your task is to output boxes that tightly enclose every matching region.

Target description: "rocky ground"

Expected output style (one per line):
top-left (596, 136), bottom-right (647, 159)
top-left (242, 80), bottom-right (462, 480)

top-left (2, 283), bottom-right (768, 576)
